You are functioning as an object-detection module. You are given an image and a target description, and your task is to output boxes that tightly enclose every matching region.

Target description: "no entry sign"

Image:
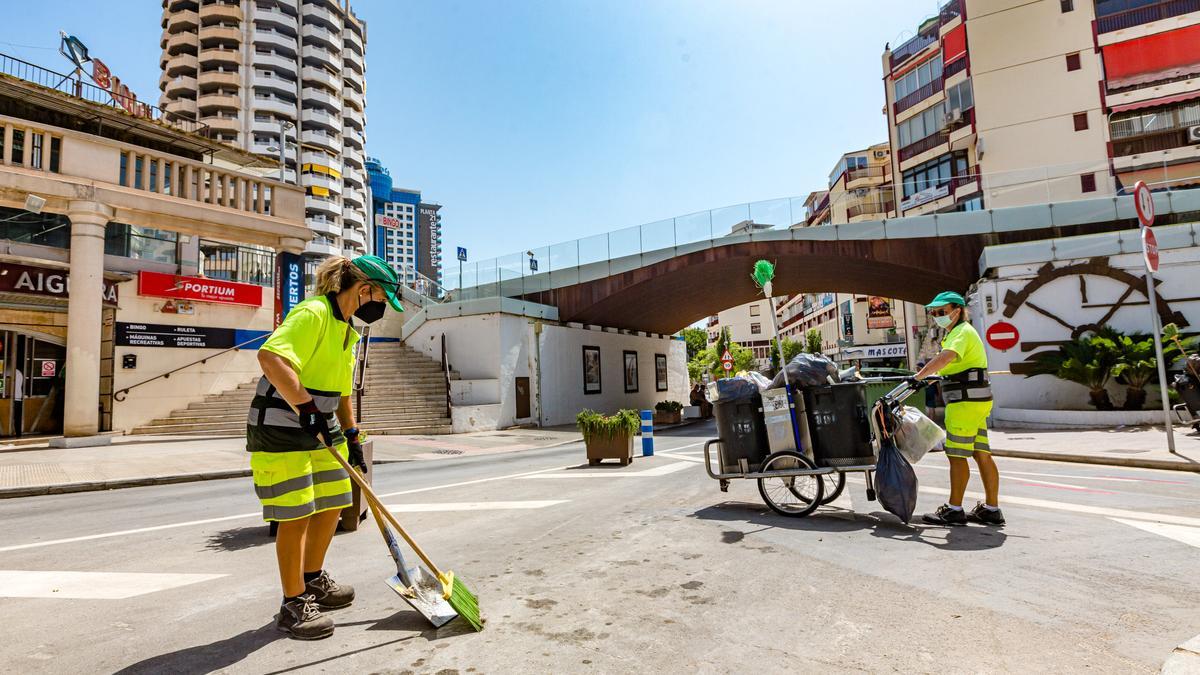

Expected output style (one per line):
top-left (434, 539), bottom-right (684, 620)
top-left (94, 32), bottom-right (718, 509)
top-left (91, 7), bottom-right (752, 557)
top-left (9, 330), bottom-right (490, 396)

top-left (1142, 226), bottom-right (1160, 272)
top-left (1133, 180), bottom-right (1155, 228)
top-left (986, 321), bottom-right (1020, 351)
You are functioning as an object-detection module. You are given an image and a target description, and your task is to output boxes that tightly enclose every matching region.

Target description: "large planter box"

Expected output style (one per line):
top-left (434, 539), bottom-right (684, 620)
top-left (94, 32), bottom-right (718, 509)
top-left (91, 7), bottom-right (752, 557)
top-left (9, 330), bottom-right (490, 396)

top-left (585, 433), bottom-right (634, 466)
top-left (654, 411), bottom-right (682, 425)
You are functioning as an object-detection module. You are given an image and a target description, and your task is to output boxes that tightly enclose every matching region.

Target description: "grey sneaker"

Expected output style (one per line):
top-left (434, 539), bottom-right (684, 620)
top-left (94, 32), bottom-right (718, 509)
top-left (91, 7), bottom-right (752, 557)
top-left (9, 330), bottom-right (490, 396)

top-left (922, 504), bottom-right (968, 526)
top-left (304, 570), bottom-right (355, 610)
top-left (968, 502), bottom-right (1006, 525)
top-left (277, 594), bottom-right (334, 640)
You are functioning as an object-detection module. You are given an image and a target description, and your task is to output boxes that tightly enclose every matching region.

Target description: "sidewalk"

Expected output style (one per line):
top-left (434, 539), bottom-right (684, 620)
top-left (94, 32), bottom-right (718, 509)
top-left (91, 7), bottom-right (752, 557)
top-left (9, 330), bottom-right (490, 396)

top-left (990, 426), bottom-right (1200, 472)
top-left (0, 428), bottom-right (583, 499)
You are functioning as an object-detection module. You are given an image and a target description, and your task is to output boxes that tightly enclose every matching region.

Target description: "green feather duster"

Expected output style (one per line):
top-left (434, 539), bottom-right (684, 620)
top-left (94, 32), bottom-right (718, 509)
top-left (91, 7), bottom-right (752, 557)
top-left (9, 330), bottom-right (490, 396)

top-left (751, 260), bottom-right (775, 288)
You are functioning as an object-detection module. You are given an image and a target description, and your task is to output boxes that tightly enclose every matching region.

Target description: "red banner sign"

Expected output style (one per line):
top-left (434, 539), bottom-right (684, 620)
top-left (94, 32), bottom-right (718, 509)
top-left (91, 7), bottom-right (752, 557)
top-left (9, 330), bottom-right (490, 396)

top-left (138, 271), bottom-right (263, 307)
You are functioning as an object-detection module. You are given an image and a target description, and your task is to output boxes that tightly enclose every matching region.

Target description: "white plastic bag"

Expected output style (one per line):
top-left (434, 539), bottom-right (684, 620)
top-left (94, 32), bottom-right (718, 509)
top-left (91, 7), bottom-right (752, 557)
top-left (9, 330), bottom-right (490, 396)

top-left (893, 406), bottom-right (945, 465)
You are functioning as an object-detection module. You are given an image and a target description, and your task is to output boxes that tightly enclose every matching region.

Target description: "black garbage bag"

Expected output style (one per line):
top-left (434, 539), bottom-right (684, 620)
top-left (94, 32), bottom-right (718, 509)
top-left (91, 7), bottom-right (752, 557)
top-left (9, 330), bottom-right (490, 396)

top-left (769, 353), bottom-right (839, 390)
top-left (875, 439), bottom-right (918, 524)
top-left (707, 376), bottom-right (760, 404)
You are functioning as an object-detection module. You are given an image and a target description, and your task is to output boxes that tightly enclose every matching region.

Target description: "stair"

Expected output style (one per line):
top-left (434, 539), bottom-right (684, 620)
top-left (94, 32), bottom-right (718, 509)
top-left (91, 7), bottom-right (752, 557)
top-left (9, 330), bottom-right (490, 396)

top-left (129, 341), bottom-right (453, 436)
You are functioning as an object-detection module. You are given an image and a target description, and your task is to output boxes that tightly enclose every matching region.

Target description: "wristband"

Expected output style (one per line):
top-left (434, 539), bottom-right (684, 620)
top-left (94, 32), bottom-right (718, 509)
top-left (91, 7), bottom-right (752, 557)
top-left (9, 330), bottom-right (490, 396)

top-left (345, 427), bottom-right (360, 440)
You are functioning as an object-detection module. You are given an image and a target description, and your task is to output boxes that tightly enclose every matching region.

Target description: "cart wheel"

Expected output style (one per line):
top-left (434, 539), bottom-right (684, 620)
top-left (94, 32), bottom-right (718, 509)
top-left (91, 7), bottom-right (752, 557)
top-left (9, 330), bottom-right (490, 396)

top-left (757, 451), bottom-right (823, 518)
top-left (818, 471), bottom-right (846, 505)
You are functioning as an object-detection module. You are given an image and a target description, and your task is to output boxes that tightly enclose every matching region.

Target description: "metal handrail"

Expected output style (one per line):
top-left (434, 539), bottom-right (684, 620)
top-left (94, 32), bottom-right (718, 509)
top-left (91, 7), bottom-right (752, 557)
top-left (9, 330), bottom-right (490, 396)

top-left (112, 334), bottom-right (266, 401)
top-left (440, 333), bottom-right (452, 417)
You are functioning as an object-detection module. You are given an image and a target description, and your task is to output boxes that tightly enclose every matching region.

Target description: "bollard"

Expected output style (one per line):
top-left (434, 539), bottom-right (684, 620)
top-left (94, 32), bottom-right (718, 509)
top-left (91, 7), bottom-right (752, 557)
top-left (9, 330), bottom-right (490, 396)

top-left (640, 410), bottom-right (654, 457)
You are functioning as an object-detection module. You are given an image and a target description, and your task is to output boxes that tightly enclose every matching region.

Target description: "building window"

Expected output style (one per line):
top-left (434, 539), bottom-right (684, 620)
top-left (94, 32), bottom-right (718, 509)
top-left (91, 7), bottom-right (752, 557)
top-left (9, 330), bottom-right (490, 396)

top-left (1073, 112), bottom-right (1089, 131)
top-left (1065, 53), bottom-right (1081, 72)
top-left (750, 305), bottom-right (761, 317)
top-left (750, 323), bottom-right (762, 335)
top-left (1080, 173), bottom-right (1096, 193)
top-left (1061, 0), bottom-right (1073, 11)
top-left (894, 57), bottom-right (943, 102)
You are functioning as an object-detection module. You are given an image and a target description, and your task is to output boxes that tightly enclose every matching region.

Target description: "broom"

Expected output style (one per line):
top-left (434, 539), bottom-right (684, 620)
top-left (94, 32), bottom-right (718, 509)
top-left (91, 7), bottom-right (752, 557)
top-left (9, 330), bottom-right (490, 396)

top-left (324, 446), bottom-right (484, 631)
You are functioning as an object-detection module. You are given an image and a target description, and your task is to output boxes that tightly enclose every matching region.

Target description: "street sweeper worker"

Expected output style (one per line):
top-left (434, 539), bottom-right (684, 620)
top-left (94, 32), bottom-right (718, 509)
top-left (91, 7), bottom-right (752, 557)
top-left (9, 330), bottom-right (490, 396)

top-left (247, 254), bottom-right (403, 640)
top-left (912, 291), bottom-right (1004, 527)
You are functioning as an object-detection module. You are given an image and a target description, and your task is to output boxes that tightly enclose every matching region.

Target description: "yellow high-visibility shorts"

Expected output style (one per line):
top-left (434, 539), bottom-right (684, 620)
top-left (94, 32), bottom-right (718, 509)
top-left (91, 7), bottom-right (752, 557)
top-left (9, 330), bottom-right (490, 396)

top-left (251, 443), bottom-right (352, 522)
top-left (943, 401), bottom-right (993, 459)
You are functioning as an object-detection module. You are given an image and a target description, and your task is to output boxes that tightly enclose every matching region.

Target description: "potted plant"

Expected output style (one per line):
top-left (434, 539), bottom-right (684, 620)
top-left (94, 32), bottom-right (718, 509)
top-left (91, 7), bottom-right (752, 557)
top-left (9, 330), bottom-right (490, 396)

top-left (654, 400), bottom-right (683, 425)
top-left (1027, 332), bottom-right (1122, 410)
top-left (1107, 330), bottom-right (1159, 410)
top-left (577, 409), bottom-right (639, 466)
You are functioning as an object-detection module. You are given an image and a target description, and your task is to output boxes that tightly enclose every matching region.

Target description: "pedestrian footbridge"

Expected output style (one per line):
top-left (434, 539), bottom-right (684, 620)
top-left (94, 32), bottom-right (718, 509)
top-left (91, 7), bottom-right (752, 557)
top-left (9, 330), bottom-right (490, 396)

top-left (432, 189), bottom-right (1200, 334)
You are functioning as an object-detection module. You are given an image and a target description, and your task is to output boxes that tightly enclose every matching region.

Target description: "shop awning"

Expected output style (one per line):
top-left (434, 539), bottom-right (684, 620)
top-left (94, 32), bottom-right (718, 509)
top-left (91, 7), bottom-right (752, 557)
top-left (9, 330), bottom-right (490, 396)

top-left (1110, 90), bottom-right (1200, 114)
top-left (1116, 162), bottom-right (1200, 191)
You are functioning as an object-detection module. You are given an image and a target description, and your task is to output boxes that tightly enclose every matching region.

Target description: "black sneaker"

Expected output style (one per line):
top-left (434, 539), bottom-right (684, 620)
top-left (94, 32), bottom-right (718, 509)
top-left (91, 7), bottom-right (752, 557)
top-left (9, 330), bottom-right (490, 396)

top-left (277, 594), bottom-right (334, 640)
top-left (968, 502), bottom-right (1006, 525)
top-left (922, 504), bottom-right (968, 526)
top-left (304, 570), bottom-right (355, 610)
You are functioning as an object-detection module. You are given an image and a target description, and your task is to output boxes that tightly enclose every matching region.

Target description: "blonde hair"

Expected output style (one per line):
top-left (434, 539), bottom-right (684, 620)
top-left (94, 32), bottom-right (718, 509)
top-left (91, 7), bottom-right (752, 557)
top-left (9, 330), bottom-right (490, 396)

top-left (314, 256), bottom-right (368, 296)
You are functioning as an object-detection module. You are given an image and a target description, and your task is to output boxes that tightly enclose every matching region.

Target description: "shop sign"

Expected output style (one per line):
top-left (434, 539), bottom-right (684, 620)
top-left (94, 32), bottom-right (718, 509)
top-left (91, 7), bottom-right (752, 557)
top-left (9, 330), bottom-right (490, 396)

top-left (116, 322), bottom-right (269, 349)
top-left (60, 33), bottom-right (153, 119)
top-left (138, 271), bottom-right (263, 307)
top-left (900, 183), bottom-right (950, 211)
top-left (842, 344), bottom-right (907, 360)
top-left (866, 296), bottom-right (895, 330)
top-left (0, 262), bottom-right (119, 306)
top-left (377, 215), bottom-right (401, 229)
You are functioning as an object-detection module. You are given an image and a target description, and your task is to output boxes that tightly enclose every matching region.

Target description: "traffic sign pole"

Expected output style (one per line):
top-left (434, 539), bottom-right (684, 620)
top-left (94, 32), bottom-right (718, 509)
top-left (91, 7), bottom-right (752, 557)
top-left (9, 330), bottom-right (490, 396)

top-left (1133, 181), bottom-right (1175, 454)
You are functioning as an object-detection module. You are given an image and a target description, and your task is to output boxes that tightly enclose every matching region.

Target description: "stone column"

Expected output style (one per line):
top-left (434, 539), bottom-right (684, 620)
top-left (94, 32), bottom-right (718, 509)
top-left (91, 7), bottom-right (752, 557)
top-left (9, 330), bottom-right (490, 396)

top-left (63, 200), bottom-right (113, 438)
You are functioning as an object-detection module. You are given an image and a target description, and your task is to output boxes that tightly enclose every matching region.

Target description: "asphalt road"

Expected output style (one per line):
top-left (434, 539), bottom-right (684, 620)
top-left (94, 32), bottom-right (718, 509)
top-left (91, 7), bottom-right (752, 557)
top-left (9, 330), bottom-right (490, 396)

top-left (0, 421), bottom-right (1198, 674)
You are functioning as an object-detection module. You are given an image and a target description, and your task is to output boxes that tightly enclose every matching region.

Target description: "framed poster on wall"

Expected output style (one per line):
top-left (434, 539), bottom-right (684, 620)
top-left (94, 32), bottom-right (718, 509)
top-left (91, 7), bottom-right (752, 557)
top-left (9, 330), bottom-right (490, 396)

top-left (655, 353), bottom-right (668, 392)
top-left (623, 350), bottom-right (639, 393)
top-left (582, 346), bottom-right (602, 395)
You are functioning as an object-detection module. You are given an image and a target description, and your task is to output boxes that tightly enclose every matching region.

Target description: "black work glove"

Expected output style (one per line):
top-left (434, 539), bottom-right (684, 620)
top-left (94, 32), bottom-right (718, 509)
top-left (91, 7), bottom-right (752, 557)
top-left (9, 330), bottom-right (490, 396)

top-left (345, 428), bottom-right (367, 474)
top-left (296, 400), bottom-right (334, 447)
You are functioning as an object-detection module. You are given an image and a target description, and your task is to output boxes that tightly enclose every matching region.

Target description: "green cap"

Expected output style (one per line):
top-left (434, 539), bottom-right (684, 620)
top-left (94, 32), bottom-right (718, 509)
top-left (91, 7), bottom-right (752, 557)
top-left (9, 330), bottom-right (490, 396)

top-left (350, 255), bottom-right (405, 313)
top-left (926, 291), bottom-right (966, 308)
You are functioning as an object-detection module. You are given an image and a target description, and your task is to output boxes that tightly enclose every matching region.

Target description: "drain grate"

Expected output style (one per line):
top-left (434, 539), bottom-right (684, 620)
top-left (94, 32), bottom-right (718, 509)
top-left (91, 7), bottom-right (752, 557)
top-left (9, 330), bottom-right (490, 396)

top-left (432, 448), bottom-right (465, 456)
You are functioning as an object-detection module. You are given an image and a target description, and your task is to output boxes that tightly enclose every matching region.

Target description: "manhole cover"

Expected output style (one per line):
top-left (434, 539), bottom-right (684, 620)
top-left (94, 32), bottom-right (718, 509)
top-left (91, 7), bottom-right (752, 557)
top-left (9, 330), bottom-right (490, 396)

top-left (432, 448), bottom-right (464, 456)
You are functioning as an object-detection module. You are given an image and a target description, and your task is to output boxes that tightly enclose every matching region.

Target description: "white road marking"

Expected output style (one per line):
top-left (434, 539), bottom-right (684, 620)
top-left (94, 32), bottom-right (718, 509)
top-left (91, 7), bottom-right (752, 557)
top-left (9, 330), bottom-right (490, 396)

top-left (0, 571), bottom-right (226, 599)
top-left (997, 469), bottom-right (1190, 484)
top-left (1005, 477), bottom-right (1116, 494)
top-left (1111, 518), bottom-right (1200, 549)
top-left (519, 462), bottom-right (695, 479)
top-left (656, 452), bottom-right (706, 464)
top-left (381, 500), bottom-right (567, 512)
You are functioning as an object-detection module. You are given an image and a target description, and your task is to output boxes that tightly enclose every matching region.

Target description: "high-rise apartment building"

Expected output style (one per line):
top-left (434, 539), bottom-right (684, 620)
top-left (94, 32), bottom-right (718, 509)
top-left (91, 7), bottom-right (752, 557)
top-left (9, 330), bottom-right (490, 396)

top-left (365, 157), bottom-right (442, 286)
top-left (157, 0), bottom-right (369, 261)
top-left (883, 0), bottom-right (1200, 217)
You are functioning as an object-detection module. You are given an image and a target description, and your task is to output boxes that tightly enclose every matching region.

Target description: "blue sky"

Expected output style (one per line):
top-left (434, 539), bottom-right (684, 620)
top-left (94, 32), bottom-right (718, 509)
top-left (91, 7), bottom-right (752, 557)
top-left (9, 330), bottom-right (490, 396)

top-left (3, 1), bottom-right (936, 261)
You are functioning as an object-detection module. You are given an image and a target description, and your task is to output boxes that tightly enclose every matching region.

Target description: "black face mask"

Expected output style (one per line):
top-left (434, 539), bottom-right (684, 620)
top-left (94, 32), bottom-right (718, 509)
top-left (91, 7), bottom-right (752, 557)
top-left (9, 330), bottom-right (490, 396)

top-left (354, 297), bottom-right (386, 324)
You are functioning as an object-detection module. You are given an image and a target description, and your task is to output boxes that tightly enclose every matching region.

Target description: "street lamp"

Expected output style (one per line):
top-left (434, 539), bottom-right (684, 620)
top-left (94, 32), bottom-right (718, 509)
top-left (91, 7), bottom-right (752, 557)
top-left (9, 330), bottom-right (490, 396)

top-left (266, 120), bottom-right (295, 183)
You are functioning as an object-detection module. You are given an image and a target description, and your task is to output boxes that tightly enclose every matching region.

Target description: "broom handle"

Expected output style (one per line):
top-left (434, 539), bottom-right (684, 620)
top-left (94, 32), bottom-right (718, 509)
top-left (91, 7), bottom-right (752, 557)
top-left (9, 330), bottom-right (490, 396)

top-left (323, 445), bottom-right (445, 577)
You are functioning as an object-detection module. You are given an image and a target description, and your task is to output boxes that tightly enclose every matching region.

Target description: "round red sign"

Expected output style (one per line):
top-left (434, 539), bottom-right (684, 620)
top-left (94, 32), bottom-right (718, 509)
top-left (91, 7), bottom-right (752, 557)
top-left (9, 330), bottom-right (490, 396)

top-left (986, 321), bottom-right (1021, 352)
top-left (1142, 226), bottom-right (1160, 272)
top-left (1133, 180), bottom-right (1155, 228)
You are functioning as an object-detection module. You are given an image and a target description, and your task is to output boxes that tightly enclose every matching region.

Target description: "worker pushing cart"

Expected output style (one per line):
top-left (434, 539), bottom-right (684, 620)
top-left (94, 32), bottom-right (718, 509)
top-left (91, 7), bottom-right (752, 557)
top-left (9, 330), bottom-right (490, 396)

top-left (247, 254), bottom-right (404, 640)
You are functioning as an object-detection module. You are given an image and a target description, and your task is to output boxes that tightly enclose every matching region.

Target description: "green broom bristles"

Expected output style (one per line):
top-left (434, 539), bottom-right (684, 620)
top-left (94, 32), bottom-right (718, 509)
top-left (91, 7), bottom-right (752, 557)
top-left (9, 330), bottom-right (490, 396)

top-left (439, 571), bottom-right (483, 631)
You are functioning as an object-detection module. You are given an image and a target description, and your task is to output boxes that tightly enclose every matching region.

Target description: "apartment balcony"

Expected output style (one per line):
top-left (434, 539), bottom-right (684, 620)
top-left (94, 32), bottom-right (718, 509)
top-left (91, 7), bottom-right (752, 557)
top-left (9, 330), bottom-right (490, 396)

top-left (342, 147), bottom-right (364, 169)
top-left (301, 108), bottom-right (339, 133)
top-left (342, 85), bottom-right (364, 111)
top-left (162, 74), bottom-right (197, 97)
top-left (199, 2), bottom-right (243, 23)
top-left (301, 86), bottom-right (342, 112)
top-left (199, 46), bottom-right (242, 67)
top-left (163, 30), bottom-right (198, 54)
top-left (252, 6), bottom-right (298, 32)
top-left (162, 97), bottom-right (198, 118)
top-left (894, 76), bottom-right (944, 116)
top-left (343, 47), bottom-right (364, 74)
top-left (199, 114), bottom-right (240, 134)
top-left (301, 129), bottom-right (340, 153)
top-left (1110, 128), bottom-right (1199, 157)
top-left (342, 226), bottom-right (366, 246)
top-left (342, 208), bottom-right (365, 228)
top-left (251, 117), bottom-right (295, 140)
top-left (199, 24), bottom-right (242, 44)
top-left (342, 187), bottom-right (364, 207)
top-left (342, 169), bottom-right (364, 189)
top-left (944, 55), bottom-right (969, 81)
top-left (342, 106), bottom-right (363, 129)
top-left (939, 0), bottom-right (963, 27)
top-left (198, 69), bottom-right (240, 89)
top-left (342, 130), bottom-right (363, 150)
top-left (302, 23), bottom-right (341, 50)
top-left (302, 65), bottom-right (339, 91)
top-left (305, 196), bottom-right (340, 218)
top-left (251, 71), bottom-right (295, 97)
top-left (165, 8), bottom-right (200, 32)
top-left (197, 92), bottom-right (242, 113)
top-left (343, 27), bottom-right (364, 54)
top-left (302, 151), bottom-right (341, 174)
top-left (890, 31), bottom-right (937, 70)
top-left (1096, 0), bottom-right (1200, 34)
top-left (302, 4), bottom-right (343, 30)
top-left (253, 28), bottom-right (297, 53)
top-left (254, 52), bottom-right (299, 77)
top-left (898, 130), bottom-right (950, 164)
top-left (845, 200), bottom-right (895, 222)
top-left (302, 44), bottom-right (341, 70)
top-left (252, 96), bottom-right (298, 119)
top-left (304, 172), bottom-right (342, 194)
top-left (843, 165), bottom-right (888, 190)
top-left (163, 50), bottom-right (199, 77)
top-left (305, 239), bottom-right (341, 257)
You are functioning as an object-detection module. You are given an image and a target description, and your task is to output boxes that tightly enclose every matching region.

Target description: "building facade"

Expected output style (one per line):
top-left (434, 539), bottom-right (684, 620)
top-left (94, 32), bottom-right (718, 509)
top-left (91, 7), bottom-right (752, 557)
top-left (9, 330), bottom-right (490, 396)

top-left (825, 142), bottom-right (894, 224)
top-left (705, 299), bottom-right (777, 370)
top-left (0, 51), bottom-right (308, 439)
top-left (883, 0), bottom-right (1200, 217)
top-left (157, 0), bottom-right (369, 261)
top-left (365, 156), bottom-right (442, 286)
